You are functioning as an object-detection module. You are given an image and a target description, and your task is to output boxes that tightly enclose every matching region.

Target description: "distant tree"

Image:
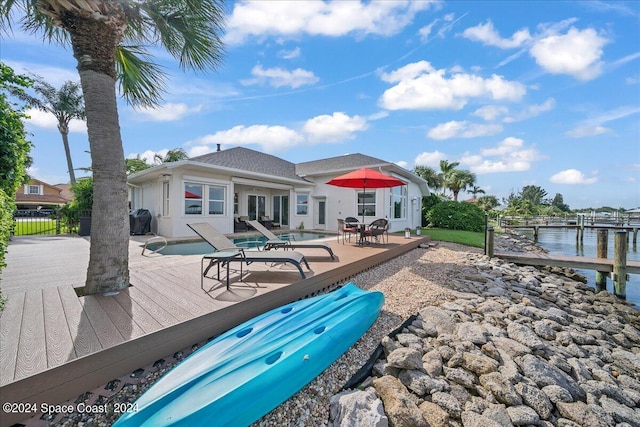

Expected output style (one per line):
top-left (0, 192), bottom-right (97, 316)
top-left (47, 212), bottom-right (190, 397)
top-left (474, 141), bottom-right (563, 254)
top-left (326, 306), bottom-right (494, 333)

top-left (12, 76), bottom-right (85, 184)
top-left (439, 159), bottom-right (460, 182)
top-left (520, 185), bottom-right (548, 205)
top-left (413, 165), bottom-right (442, 192)
top-left (445, 169), bottom-right (476, 201)
top-left (126, 156), bottom-right (152, 175)
top-left (477, 195), bottom-right (499, 212)
top-left (551, 193), bottom-right (570, 212)
top-left (468, 185), bottom-right (485, 198)
top-left (154, 148), bottom-right (189, 164)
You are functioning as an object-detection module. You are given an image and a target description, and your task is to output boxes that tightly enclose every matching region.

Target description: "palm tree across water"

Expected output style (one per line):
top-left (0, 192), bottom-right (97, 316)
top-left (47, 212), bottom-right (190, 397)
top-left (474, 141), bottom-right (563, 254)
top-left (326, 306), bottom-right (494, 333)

top-left (468, 185), bottom-right (486, 199)
top-left (445, 169), bottom-right (476, 202)
top-left (154, 148), bottom-right (189, 164)
top-left (1, 1), bottom-right (226, 295)
top-left (12, 76), bottom-right (84, 184)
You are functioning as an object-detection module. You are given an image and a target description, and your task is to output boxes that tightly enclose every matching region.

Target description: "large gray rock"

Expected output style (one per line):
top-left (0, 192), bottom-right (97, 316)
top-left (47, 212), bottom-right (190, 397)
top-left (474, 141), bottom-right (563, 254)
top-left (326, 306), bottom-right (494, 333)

top-left (506, 405), bottom-right (539, 425)
top-left (418, 401), bottom-right (449, 427)
top-left (490, 336), bottom-right (531, 358)
top-left (456, 322), bottom-right (488, 344)
top-left (461, 351), bottom-right (500, 375)
top-left (515, 383), bottom-right (553, 420)
top-left (444, 366), bottom-right (476, 388)
top-left (479, 372), bottom-right (522, 406)
top-left (460, 410), bottom-right (504, 427)
top-left (599, 395), bottom-right (640, 425)
top-left (398, 369), bottom-right (448, 396)
top-left (419, 307), bottom-right (456, 335)
top-left (507, 322), bottom-right (545, 350)
top-left (329, 388), bottom-right (388, 427)
top-left (556, 401), bottom-right (614, 427)
top-left (422, 349), bottom-right (443, 377)
top-left (518, 354), bottom-right (586, 401)
top-left (611, 348), bottom-right (640, 377)
top-left (373, 376), bottom-right (428, 427)
top-left (431, 391), bottom-right (462, 418)
top-left (386, 347), bottom-right (423, 370)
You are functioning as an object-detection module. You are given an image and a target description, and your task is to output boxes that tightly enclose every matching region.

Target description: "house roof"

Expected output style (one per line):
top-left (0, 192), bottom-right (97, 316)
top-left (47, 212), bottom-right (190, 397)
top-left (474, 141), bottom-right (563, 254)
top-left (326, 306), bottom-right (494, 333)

top-left (296, 153), bottom-right (390, 176)
top-left (186, 147), bottom-right (310, 184)
top-left (14, 179), bottom-right (69, 206)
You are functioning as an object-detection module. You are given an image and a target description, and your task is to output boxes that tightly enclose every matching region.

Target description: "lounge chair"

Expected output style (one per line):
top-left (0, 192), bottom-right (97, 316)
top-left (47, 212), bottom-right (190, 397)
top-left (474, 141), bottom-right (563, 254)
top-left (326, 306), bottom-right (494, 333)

top-left (187, 223), bottom-right (311, 289)
top-left (246, 220), bottom-right (336, 260)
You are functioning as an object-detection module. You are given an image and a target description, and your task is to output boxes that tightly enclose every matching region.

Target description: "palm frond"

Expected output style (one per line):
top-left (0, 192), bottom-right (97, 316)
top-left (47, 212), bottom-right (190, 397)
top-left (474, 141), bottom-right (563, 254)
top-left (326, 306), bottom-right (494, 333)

top-left (115, 45), bottom-right (167, 107)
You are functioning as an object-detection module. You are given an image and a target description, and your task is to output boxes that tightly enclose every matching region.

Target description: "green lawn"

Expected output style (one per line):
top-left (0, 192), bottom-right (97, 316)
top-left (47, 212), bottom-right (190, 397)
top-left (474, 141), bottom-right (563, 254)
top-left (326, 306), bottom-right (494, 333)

top-left (410, 227), bottom-right (485, 248)
top-left (12, 219), bottom-right (58, 236)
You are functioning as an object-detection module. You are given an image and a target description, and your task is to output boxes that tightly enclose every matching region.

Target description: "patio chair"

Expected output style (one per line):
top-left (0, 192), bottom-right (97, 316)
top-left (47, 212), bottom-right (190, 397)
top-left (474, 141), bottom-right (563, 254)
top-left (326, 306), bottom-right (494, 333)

top-left (234, 215), bottom-right (249, 232)
top-left (247, 220), bottom-right (335, 260)
top-left (337, 218), bottom-right (357, 244)
top-left (187, 223), bottom-right (311, 289)
top-left (260, 215), bottom-right (280, 229)
top-left (364, 218), bottom-right (389, 245)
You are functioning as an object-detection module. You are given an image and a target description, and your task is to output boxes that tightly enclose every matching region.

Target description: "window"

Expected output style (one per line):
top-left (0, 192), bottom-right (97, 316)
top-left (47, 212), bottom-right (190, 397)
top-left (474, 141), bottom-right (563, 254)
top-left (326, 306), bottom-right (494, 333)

top-left (162, 182), bottom-right (170, 216)
top-left (390, 185), bottom-right (407, 219)
top-left (28, 185), bottom-right (40, 195)
top-left (184, 183), bottom-right (203, 215)
top-left (184, 182), bottom-right (227, 216)
top-left (296, 193), bottom-right (309, 215)
top-left (208, 186), bottom-right (225, 215)
top-left (357, 191), bottom-right (376, 218)
top-left (233, 193), bottom-right (239, 215)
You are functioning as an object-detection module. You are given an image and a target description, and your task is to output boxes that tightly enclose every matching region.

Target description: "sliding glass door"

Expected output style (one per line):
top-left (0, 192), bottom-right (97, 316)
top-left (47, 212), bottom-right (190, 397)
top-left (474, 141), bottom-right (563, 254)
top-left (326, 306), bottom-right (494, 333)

top-left (247, 195), bottom-right (266, 221)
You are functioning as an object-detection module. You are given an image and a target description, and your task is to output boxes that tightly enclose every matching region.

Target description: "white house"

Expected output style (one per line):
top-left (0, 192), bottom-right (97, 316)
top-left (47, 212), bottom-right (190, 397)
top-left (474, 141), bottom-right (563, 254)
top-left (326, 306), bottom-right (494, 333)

top-left (127, 147), bottom-right (430, 238)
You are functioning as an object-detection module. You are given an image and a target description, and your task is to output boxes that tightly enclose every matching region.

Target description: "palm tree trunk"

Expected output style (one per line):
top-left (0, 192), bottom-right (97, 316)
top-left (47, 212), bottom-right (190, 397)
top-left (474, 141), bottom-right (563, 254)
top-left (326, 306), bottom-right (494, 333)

top-left (80, 69), bottom-right (130, 293)
top-left (60, 131), bottom-right (76, 184)
top-left (65, 12), bottom-right (130, 294)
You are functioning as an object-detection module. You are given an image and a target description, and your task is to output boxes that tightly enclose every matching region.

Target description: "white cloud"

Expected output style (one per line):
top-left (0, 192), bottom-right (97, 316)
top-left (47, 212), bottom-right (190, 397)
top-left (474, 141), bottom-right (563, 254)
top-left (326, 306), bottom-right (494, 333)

top-left (461, 20), bottom-right (532, 48)
top-left (503, 98), bottom-right (556, 123)
top-left (187, 112), bottom-right (368, 153)
top-left (626, 76), bottom-right (640, 85)
top-left (133, 103), bottom-right (202, 122)
top-left (473, 105), bottom-right (509, 121)
top-left (529, 27), bottom-right (608, 80)
top-left (566, 105), bottom-right (640, 138)
top-left (395, 160), bottom-right (409, 169)
top-left (414, 150), bottom-right (447, 168)
top-left (303, 112), bottom-right (369, 142)
top-left (4, 60), bottom-right (78, 87)
top-left (225, 0), bottom-right (436, 44)
top-left (241, 65), bottom-right (319, 88)
top-left (279, 46), bottom-right (301, 59)
top-left (550, 169), bottom-right (598, 184)
top-left (128, 149), bottom-right (168, 165)
top-left (190, 125), bottom-right (305, 153)
top-left (427, 120), bottom-right (503, 140)
top-left (379, 61), bottom-right (526, 111)
top-left (461, 137), bottom-right (545, 174)
top-left (24, 108), bottom-right (86, 133)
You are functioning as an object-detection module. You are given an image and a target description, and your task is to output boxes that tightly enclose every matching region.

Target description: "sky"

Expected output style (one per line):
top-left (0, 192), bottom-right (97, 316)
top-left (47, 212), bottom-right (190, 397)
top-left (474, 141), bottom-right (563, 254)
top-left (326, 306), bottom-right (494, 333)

top-left (2, 0), bottom-right (639, 209)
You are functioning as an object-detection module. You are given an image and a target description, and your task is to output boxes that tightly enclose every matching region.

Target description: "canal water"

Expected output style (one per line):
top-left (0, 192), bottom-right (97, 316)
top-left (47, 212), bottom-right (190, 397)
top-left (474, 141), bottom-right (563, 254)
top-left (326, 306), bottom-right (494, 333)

top-left (518, 227), bottom-right (639, 309)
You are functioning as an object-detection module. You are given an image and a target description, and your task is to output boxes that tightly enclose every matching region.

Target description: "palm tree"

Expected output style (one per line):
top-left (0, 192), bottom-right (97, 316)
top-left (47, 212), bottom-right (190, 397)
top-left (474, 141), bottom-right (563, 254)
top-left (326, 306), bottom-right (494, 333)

top-left (438, 159), bottom-right (459, 197)
top-left (2, 1), bottom-right (226, 295)
top-left (477, 195), bottom-right (499, 212)
top-left (13, 76), bottom-right (84, 184)
top-left (413, 165), bottom-right (442, 192)
top-left (468, 185), bottom-right (485, 199)
top-left (445, 169), bottom-right (476, 201)
top-left (154, 148), bottom-right (189, 164)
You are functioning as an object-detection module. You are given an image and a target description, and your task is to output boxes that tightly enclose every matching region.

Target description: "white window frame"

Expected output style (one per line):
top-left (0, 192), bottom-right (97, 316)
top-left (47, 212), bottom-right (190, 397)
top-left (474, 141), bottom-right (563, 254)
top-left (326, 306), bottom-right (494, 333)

top-left (28, 185), bottom-right (41, 195)
top-left (295, 193), bottom-right (309, 215)
top-left (162, 181), bottom-right (170, 217)
top-left (183, 181), bottom-right (227, 217)
top-left (389, 185), bottom-right (407, 220)
top-left (357, 190), bottom-right (376, 219)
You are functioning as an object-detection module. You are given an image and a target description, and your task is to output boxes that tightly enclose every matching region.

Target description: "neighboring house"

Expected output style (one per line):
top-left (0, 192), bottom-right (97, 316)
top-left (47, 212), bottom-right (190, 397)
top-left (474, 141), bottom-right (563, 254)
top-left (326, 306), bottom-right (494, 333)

top-left (14, 179), bottom-right (72, 215)
top-left (127, 147), bottom-right (430, 238)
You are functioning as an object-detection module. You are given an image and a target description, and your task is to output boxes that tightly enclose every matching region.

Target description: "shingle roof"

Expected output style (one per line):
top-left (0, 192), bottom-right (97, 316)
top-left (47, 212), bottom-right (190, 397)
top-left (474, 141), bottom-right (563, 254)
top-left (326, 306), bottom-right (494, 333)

top-left (295, 153), bottom-right (390, 176)
top-left (189, 147), bottom-right (308, 182)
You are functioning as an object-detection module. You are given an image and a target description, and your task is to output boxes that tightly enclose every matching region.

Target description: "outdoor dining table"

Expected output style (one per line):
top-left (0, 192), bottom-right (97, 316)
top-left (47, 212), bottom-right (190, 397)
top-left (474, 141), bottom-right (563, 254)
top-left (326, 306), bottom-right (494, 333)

top-left (347, 221), bottom-right (370, 245)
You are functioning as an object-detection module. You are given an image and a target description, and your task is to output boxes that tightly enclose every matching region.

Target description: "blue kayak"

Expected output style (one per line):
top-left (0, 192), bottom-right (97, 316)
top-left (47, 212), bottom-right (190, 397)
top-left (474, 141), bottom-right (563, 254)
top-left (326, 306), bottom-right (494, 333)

top-left (113, 282), bottom-right (384, 427)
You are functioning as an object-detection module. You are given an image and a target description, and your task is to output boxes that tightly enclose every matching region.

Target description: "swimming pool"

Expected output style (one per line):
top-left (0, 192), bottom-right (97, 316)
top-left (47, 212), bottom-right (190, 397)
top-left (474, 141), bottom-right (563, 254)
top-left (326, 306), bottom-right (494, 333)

top-left (145, 232), bottom-right (331, 255)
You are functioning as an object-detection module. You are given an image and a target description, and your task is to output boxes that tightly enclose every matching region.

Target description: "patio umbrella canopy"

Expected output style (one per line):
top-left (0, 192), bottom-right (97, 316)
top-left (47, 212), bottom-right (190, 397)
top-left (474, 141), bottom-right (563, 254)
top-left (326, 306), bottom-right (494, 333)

top-left (327, 167), bottom-right (405, 223)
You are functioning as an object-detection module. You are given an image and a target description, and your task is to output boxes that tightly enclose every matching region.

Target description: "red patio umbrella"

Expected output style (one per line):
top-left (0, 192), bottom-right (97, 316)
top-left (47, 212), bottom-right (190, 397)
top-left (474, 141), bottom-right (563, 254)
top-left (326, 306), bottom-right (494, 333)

top-left (327, 167), bottom-right (405, 224)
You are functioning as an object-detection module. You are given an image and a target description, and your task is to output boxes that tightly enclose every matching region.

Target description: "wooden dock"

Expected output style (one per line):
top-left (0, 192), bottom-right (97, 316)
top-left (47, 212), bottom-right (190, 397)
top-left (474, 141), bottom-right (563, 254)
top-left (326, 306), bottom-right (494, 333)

top-left (495, 251), bottom-right (640, 275)
top-left (0, 233), bottom-right (428, 426)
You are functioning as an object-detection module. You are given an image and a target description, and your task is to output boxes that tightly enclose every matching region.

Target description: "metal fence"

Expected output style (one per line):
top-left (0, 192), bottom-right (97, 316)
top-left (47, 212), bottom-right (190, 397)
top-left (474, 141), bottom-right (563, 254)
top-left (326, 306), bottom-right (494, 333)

top-left (12, 209), bottom-right (91, 236)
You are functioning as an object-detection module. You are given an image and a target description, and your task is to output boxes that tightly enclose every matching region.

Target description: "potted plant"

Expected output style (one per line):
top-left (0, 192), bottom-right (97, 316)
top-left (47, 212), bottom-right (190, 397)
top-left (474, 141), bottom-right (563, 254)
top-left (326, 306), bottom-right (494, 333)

top-left (404, 227), bottom-right (411, 239)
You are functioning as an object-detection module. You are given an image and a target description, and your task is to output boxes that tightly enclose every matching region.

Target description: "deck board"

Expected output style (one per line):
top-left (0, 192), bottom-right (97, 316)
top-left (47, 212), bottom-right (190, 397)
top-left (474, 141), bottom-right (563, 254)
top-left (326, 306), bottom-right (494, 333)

top-left (0, 292), bottom-right (24, 386)
top-left (141, 268), bottom-right (221, 313)
top-left (14, 290), bottom-right (46, 381)
top-left (42, 287), bottom-right (76, 368)
top-left (94, 293), bottom-right (146, 341)
top-left (57, 284), bottom-right (102, 358)
top-left (112, 290), bottom-right (164, 335)
top-left (78, 295), bottom-right (125, 349)
top-left (113, 284), bottom-right (179, 328)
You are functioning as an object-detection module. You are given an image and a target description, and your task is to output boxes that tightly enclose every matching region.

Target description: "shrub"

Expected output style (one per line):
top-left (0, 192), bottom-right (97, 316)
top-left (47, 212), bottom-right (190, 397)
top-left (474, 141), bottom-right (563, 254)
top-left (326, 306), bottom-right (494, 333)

top-left (421, 194), bottom-right (441, 226)
top-left (426, 201), bottom-right (485, 232)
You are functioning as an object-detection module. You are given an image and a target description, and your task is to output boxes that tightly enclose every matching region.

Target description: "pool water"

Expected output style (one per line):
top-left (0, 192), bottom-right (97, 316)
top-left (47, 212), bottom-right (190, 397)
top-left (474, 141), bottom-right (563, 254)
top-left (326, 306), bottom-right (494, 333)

top-left (146, 232), bottom-right (331, 255)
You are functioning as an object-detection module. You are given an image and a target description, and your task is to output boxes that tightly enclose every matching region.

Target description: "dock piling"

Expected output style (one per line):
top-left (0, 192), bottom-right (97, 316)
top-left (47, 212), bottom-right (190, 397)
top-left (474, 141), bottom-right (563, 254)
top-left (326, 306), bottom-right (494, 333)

top-left (595, 229), bottom-right (608, 292)
top-left (612, 231), bottom-right (628, 299)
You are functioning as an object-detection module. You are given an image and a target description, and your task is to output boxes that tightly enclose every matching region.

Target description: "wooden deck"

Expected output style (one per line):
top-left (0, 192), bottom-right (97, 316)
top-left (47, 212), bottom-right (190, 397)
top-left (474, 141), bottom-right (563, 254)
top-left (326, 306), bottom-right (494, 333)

top-left (0, 233), bottom-right (428, 425)
top-left (496, 251), bottom-right (640, 274)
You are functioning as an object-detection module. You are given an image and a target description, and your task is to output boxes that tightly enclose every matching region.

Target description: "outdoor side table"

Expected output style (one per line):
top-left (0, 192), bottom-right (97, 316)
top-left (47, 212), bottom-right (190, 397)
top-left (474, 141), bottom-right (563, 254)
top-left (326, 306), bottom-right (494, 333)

top-left (201, 250), bottom-right (242, 290)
